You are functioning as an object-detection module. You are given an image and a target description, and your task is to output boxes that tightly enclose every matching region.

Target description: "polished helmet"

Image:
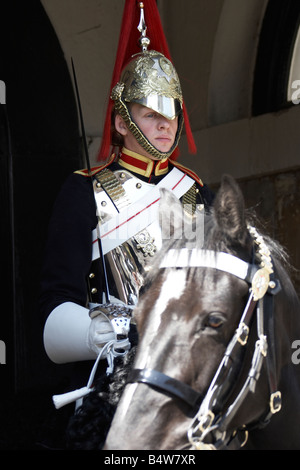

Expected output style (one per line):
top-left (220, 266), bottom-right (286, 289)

top-left (111, 50), bottom-right (184, 160)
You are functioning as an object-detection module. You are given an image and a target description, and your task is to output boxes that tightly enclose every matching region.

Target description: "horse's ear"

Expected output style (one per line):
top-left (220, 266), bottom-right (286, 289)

top-left (159, 188), bottom-right (185, 239)
top-left (213, 174), bottom-right (248, 243)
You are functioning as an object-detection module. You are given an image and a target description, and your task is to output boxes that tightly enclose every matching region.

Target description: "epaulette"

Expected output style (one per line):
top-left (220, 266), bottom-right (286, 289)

top-left (74, 153), bottom-right (116, 177)
top-left (169, 159), bottom-right (204, 187)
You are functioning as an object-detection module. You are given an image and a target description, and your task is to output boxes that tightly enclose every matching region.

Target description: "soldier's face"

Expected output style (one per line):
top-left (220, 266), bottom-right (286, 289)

top-left (115, 103), bottom-right (178, 160)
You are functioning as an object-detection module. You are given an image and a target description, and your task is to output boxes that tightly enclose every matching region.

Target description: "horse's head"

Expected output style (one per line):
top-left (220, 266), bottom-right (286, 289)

top-left (104, 175), bottom-right (300, 450)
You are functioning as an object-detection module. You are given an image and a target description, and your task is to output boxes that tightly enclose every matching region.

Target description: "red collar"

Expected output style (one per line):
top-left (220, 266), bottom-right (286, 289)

top-left (118, 148), bottom-right (169, 178)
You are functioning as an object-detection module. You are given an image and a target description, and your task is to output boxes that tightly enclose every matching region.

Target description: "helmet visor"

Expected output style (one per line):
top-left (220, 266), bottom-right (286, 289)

top-left (131, 95), bottom-right (182, 120)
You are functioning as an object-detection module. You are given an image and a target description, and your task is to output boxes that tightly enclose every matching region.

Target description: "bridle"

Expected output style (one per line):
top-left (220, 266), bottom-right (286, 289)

top-left (127, 225), bottom-right (282, 450)
top-left (128, 226), bottom-right (282, 449)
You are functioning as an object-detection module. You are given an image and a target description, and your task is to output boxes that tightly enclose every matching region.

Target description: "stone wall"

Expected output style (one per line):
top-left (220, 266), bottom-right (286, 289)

top-left (212, 169), bottom-right (300, 297)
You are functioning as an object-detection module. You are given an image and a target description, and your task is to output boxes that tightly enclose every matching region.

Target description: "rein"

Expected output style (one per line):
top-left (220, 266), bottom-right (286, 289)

top-left (127, 225), bottom-right (282, 450)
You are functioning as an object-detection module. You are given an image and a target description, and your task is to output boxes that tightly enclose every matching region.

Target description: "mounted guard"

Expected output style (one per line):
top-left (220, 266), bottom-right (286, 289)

top-left (40, 0), bottom-right (213, 416)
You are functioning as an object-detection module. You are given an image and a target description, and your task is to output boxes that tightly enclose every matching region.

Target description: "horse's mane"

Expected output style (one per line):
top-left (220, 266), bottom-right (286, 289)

top-left (66, 345), bottom-right (137, 450)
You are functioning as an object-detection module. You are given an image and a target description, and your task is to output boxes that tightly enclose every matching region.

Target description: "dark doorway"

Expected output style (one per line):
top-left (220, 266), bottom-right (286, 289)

top-left (0, 0), bottom-right (81, 449)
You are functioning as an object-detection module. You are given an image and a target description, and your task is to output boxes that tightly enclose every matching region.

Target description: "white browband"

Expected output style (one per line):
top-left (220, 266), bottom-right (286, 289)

top-left (160, 249), bottom-right (251, 281)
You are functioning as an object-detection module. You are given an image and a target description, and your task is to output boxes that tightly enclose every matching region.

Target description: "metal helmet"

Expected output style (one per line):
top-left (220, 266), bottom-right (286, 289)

top-left (111, 49), bottom-right (184, 160)
top-left (98, 1), bottom-right (196, 162)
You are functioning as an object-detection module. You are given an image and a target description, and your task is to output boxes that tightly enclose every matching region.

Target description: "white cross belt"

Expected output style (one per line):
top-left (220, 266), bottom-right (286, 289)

top-left (92, 168), bottom-right (195, 257)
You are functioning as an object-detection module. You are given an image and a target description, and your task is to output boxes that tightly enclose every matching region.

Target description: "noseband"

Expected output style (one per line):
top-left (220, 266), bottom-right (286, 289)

top-left (127, 225), bottom-right (282, 450)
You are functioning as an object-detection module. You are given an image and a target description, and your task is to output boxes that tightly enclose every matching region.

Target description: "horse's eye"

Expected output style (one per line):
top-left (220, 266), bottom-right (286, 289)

top-left (206, 314), bottom-right (224, 329)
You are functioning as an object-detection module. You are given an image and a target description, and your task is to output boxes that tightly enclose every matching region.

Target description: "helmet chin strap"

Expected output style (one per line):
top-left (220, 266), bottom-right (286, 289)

top-left (112, 85), bottom-right (184, 160)
top-left (127, 110), bottom-right (184, 161)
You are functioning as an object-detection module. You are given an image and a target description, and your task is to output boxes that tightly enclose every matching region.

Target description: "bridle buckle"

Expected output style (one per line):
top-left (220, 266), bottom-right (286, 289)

top-left (237, 322), bottom-right (249, 345)
top-left (198, 409), bottom-right (215, 433)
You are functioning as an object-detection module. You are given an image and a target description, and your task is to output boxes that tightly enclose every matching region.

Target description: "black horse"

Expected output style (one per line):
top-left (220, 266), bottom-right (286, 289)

top-left (103, 175), bottom-right (300, 450)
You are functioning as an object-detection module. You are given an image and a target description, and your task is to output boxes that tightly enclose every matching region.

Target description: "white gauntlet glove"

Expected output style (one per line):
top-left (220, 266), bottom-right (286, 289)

top-left (48, 301), bottom-right (134, 409)
top-left (44, 300), bottom-right (134, 364)
top-left (87, 312), bottom-right (115, 356)
top-left (87, 301), bottom-right (133, 356)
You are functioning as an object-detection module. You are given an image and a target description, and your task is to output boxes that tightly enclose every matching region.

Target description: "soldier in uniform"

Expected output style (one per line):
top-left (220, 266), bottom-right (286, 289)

top-left (40, 2), bottom-right (214, 412)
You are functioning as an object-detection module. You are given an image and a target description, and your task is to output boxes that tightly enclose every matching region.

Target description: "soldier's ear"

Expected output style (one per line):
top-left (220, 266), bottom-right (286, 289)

top-left (115, 114), bottom-right (128, 136)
